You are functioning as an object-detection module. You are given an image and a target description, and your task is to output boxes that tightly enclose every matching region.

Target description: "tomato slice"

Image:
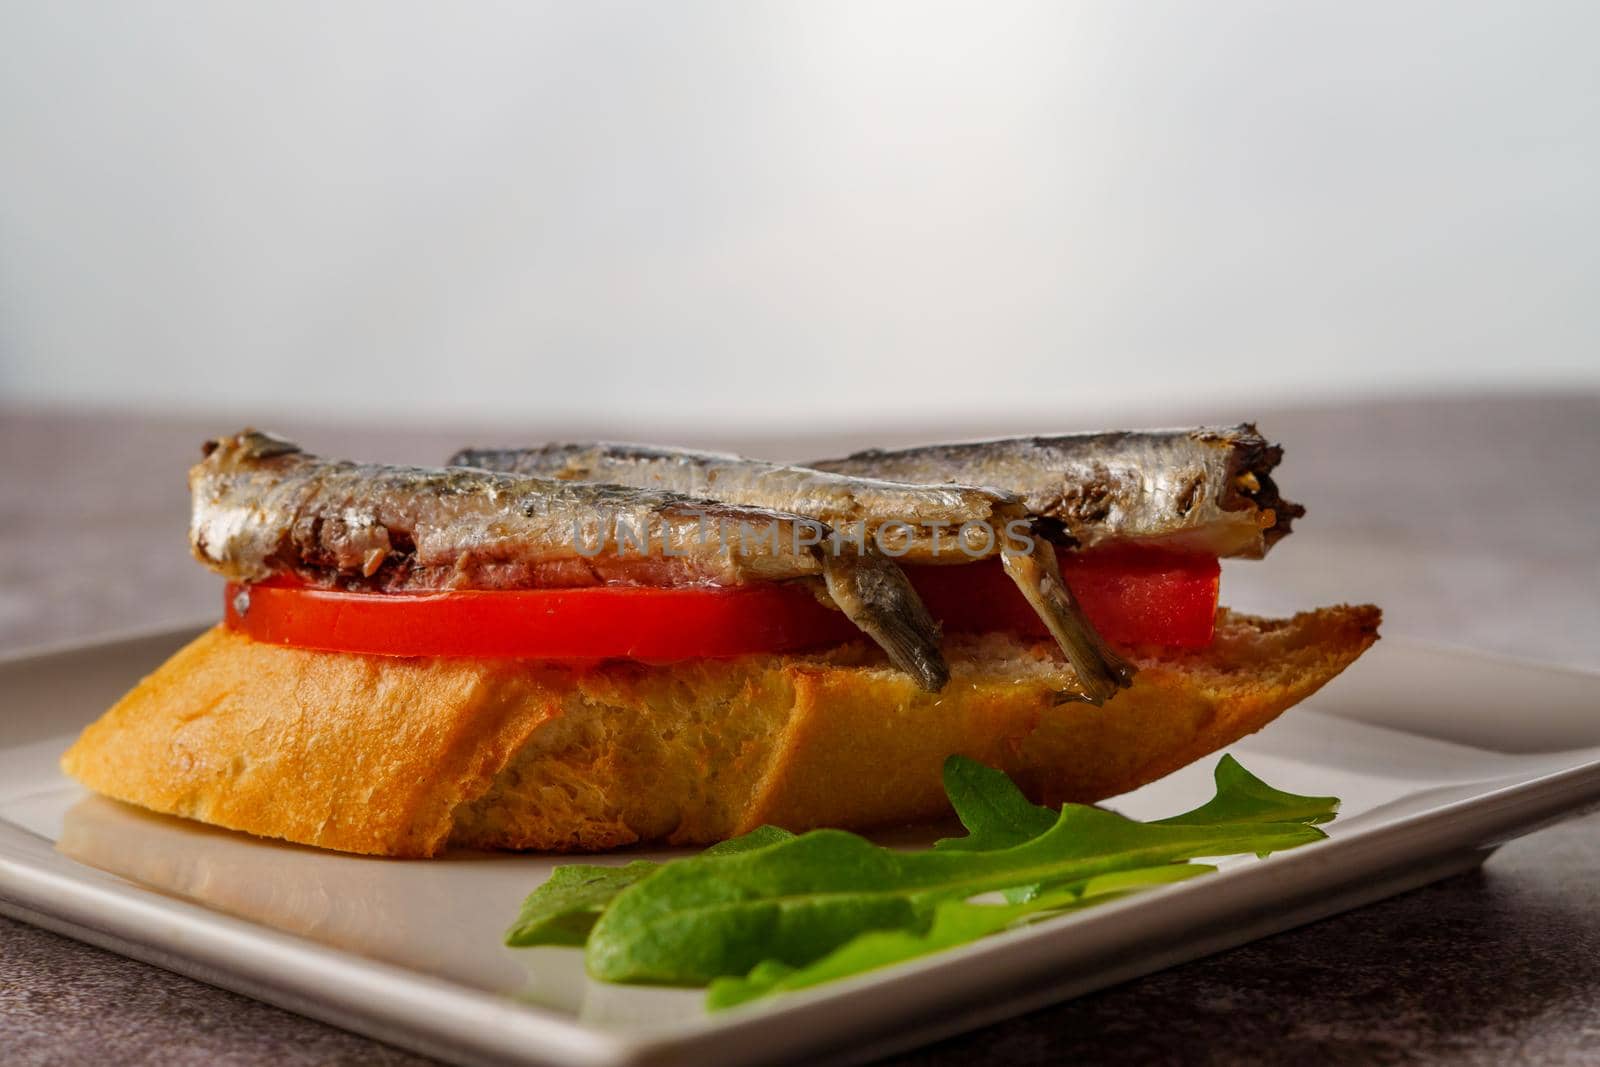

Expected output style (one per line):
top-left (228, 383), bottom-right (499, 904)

top-left (907, 547), bottom-right (1220, 648)
top-left (225, 580), bottom-right (862, 661)
top-left (224, 547), bottom-right (1220, 661)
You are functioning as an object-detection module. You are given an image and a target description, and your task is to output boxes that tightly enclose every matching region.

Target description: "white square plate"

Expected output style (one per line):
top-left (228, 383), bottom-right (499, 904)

top-left (3, 627), bottom-right (1599, 1067)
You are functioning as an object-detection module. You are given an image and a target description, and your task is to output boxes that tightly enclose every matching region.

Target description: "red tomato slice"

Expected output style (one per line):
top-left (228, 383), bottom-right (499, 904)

top-left (224, 547), bottom-right (1219, 661)
top-left (225, 580), bottom-right (863, 661)
top-left (906, 547), bottom-right (1220, 648)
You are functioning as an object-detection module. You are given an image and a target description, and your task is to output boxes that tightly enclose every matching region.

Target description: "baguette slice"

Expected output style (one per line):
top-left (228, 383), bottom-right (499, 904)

top-left (61, 606), bottom-right (1379, 857)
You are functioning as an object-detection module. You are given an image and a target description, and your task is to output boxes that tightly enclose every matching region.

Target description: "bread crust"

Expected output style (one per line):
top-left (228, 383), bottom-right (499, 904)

top-left (61, 606), bottom-right (1379, 856)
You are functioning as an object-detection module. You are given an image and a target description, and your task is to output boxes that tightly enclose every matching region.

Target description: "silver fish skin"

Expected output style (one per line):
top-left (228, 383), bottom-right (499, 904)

top-left (192, 431), bottom-right (836, 589)
top-left (190, 431), bottom-right (949, 690)
top-left (810, 425), bottom-right (1303, 560)
top-left (449, 442), bottom-right (1135, 704)
top-left (448, 442), bottom-right (1023, 563)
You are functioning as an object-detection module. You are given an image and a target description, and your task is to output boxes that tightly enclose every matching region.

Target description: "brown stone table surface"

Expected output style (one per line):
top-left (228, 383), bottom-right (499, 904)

top-left (3, 393), bottom-right (1598, 1065)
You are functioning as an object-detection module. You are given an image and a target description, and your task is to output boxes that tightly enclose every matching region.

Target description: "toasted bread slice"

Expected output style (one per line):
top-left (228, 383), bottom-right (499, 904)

top-left (61, 606), bottom-right (1379, 856)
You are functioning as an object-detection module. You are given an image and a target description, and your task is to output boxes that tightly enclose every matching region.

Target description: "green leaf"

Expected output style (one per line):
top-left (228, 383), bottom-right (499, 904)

top-left (504, 826), bottom-right (795, 947)
top-left (706, 863), bottom-right (1212, 1009)
top-left (703, 825), bottom-right (796, 856)
top-left (1157, 754), bottom-right (1339, 828)
top-left (505, 861), bottom-right (660, 947)
top-left (1067, 862), bottom-right (1216, 901)
top-left (932, 752), bottom-right (1336, 900)
top-left (584, 805), bottom-right (1325, 984)
top-left (937, 753), bottom-right (1337, 860)
top-left (933, 756), bottom-right (1057, 852)
top-left (510, 756), bottom-right (1339, 1009)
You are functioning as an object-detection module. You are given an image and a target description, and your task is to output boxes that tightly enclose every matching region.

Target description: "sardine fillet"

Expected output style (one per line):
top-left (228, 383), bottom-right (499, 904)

top-left (62, 605), bottom-right (1379, 856)
top-left (191, 430), bottom-right (835, 590)
top-left (812, 424), bottom-right (1304, 559)
top-left (447, 442), bottom-right (1021, 564)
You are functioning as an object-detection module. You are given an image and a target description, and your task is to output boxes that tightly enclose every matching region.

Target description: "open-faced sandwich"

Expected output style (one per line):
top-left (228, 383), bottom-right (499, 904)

top-left (62, 425), bottom-right (1379, 856)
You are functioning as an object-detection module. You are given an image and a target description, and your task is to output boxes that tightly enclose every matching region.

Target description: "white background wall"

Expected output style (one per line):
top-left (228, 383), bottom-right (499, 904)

top-left (1, 1), bottom-right (1595, 431)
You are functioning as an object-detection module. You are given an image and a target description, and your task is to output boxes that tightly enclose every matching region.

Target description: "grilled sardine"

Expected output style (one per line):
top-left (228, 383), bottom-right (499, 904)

top-left (451, 443), bottom-right (1020, 560)
top-left (811, 424), bottom-right (1302, 559)
top-left (191, 430), bottom-right (949, 690)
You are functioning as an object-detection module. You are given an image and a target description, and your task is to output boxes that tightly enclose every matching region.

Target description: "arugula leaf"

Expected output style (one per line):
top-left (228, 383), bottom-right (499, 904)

top-left (706, 863), bottom-right (1212, 1009)
top-left (506, 861), bottom-right (660, 947)
top-left (1158, 754), bottom-right (1339, 827)
top-left (505, 826), bottom-right (795, 947)
top-left (509, 755), bottom-right (1338, 1009)
top-left (933, 756), bottom-right (1057, 852)
top-left (929, 753), bottom-right (1339, 901)
top-left (584, 806), bottom-right (1324, 984)
top-left (936, 753), bottom-right (1337, 856)
top-left (703, 825), bottom-right (797, 856)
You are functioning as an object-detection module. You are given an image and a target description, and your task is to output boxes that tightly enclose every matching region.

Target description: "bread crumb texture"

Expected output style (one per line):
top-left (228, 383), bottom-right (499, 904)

top-left (61, 606), bottom-right (1380, 856)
